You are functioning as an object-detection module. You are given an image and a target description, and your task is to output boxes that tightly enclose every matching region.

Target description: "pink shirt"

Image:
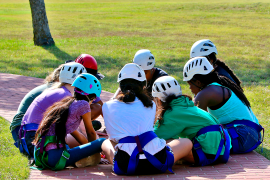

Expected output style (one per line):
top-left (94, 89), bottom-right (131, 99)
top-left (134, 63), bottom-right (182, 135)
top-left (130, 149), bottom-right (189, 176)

top-left (45, 100), bottom-right (90, 151)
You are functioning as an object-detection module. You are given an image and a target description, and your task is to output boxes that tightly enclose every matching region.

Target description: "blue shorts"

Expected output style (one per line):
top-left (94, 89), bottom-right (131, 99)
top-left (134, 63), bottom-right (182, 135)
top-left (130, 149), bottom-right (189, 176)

top-left (232, 124), bottom-right (261, 153)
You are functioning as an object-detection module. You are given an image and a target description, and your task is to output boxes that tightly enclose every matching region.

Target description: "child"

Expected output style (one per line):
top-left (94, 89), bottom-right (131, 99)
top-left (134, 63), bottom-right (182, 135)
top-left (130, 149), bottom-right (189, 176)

top-left (32, 73), bottom-right (114, 170)
top-left (183, 57), bottom-right (263, 154)
top-left (112, 49), bottom-right (168, 99)
top-left (11, 64), bottom-right (63, 154)
top-left (103, 63), bottom-right (192, 175)
top-left (19, 62), bottom-right (86, 158)
top-left (153, 76), bottom-right (230, 166)
top-left (190, 39), bottom-right (242, 87)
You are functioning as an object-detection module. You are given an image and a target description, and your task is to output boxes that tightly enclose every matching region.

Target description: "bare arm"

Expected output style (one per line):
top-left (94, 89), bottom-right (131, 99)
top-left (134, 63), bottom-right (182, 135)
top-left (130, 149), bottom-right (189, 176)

top-left (70, 130), bottom-right (88, 145)
top-left (194, 86), bottom-right (224, 111)
top-left (97, 100), bottom-right (103, 106)
top-left (194, 91), bottom-right (210, 111)
top-left (82, 112), bottom-right (97, 142)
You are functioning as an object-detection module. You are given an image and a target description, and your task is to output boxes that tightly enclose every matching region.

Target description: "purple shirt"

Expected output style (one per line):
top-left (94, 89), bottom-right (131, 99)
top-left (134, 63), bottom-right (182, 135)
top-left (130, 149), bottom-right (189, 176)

top-left (92, 96), bottom-right (101, 104)
top-left (22, 86), bottom-right (72, 126)
top-left (45, 100), bottom-right (90, 151)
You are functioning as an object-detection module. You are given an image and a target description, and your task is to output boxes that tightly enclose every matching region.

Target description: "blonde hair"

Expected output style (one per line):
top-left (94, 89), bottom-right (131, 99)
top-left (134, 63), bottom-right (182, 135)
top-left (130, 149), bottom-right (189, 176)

top-left (44, 64), bottom-right (64, 84)
top-left (49, 82), bottom-right (68, 90)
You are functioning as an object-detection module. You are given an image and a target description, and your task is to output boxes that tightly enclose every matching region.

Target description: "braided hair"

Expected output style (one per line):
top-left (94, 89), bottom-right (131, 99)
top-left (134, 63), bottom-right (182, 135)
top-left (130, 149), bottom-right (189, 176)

top-left (192, 71), bottom-right (250, 107)
top-left (117, 78), bottom-right (153, 108)
top-left (206, 53), bottom-right (242, 87)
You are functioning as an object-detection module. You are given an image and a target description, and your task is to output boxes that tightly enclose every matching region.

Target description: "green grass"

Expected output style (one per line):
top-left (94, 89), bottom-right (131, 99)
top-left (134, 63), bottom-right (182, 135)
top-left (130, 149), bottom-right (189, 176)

top-left (0, 0), bottom-right (269, 159)
top-left (0, 117), bottom-right (29, 179)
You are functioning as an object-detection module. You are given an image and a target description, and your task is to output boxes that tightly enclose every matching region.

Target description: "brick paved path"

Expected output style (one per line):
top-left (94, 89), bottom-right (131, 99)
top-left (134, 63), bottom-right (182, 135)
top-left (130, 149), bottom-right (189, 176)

top-left (1, 73), bottom-right (270, 180)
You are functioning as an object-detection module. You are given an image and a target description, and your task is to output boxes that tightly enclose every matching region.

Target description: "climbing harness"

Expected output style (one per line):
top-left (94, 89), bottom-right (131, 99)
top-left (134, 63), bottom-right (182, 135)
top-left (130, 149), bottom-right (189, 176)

top-left (113, 131), bottom-right (174, 175)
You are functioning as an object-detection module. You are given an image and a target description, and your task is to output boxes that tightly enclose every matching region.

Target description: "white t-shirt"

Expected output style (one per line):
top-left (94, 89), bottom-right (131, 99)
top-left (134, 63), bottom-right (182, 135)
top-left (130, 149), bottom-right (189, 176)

top-left (102, 97), bottom-right (166, 159)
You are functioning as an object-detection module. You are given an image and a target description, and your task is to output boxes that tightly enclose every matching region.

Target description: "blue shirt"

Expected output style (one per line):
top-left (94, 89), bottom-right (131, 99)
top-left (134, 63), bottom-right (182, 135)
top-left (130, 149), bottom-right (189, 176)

top-left (207, 83), bottom-right (258, 125)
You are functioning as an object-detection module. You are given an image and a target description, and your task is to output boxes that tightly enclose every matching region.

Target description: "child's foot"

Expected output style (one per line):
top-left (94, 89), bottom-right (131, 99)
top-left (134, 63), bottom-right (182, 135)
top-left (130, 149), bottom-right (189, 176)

top-left (75, 153), bottom-right (101, 168)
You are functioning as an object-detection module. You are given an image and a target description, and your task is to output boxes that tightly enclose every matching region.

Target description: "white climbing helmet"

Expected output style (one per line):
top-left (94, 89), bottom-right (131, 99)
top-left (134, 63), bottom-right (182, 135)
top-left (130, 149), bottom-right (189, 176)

top-left (117, 63), bottom-right (146, 82)
top-left (183, 57), bottom-right (214, 81)
top-left (59, 62), bottom-right (87, 84)
top-left (133, 49), bottom-right (155, 70)
top-left (152, 76), bottom-right (182, 102)
top-left (190, 39), bottom-right (218, 58)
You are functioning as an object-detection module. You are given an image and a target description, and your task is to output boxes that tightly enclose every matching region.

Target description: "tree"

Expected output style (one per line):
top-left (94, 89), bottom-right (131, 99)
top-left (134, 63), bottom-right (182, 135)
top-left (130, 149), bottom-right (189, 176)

top-left (29, 0), bottom-right (55, 46)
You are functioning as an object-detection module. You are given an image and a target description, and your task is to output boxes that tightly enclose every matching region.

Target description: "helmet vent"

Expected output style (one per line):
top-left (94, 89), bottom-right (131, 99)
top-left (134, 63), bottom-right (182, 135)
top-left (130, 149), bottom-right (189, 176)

top-left (184, 72), bottom-right (187, 77)
top-left (72, 74), bottom-right (76, 78)
top-left (94, 80), bottom-right (97, 83)
top-left (186, 67), bottom-right (188, 72)
top-left (189, 64), bottom-right (191, 70)
top-left (167, 83), bottom-right (171, 88)
top-left (203, 43), bottom-right (214, 47)
top-left (62, 66), bottom-right (65, 70)
top-left (80, 76), bottom-right (87, 80)
top-left (149, 56), bottom-right (154, 60)
top-left (161, 83), bottom-right (166, 91)
top-left (79, 69), bottom-right (83, 74)
top-left (147, 62), bottom-right (153, 66)
top-left (73, 67), bottom-right (78, 73)
top-left (200, 59), bottom-right (203, 65)
top-left (155, 84), bottom-right (160, 92)
top-left (138, 72), bottom-right (142, 77)
top-left (192, 61), bottom-right (194, 68)
top-left (195, 60), bottom-right (198, 66)
top-left (204, 66), bottom-right (208, 71)
top-left (119, 73), bottom-right (121, 78)
top-left (68, 67), bottom-right (71, 71)
top-left (174, 80), bottom-right (177, 85)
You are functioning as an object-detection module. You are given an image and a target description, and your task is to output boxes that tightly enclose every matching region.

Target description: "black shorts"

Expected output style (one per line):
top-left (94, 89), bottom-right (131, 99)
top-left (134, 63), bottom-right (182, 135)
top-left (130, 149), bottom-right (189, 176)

top-left (114, 147), bottom-right (168, 175)
top-left (192, 147), bottom-right (224, 166)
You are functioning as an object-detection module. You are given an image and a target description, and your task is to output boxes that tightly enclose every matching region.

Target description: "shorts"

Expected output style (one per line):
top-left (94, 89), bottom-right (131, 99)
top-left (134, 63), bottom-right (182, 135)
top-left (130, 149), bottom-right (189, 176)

top-left (114, 147), bottom-right (168, 175)
top-left (232, 124), bottom-right (261, 153)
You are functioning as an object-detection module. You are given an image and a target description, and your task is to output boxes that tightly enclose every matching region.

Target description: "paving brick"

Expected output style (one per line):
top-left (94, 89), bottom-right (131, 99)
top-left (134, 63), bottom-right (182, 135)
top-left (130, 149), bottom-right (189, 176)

top-left (1, 73), bottom-right (270, 180)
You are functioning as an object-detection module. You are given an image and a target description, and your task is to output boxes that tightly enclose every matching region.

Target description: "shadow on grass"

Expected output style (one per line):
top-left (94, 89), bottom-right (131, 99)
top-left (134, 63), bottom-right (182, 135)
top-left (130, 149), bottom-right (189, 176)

top-left (42, 45), bottom-right (74, 61)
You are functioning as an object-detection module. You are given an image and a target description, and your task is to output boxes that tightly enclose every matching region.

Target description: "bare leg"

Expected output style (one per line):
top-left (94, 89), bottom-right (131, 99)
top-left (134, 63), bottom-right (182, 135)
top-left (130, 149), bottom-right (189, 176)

top-left (101, 139), bottom-right (115, 164)
top-left (182, 150), bottom-right (195, 163)
top-left (167, 138), bottom-right (193, 163)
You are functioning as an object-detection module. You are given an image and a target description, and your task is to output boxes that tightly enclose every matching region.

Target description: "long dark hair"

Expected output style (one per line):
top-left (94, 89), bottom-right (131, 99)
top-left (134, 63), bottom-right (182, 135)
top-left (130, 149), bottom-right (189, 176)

top-left (155, 94), bottom-right (192, 126)
top-left (33, 89), bottom-right (96, 148)
top-left (192, 71), bottom-right (250, 107)
top-left (207, 53), bottom-right (242, 87)
top-left (117, 78), bottom-right (153, 108)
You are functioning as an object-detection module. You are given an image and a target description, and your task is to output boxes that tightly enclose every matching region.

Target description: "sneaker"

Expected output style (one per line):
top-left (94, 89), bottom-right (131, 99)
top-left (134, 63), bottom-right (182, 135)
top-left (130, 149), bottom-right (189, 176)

top-left (75, 153), bottom-right (101, 168)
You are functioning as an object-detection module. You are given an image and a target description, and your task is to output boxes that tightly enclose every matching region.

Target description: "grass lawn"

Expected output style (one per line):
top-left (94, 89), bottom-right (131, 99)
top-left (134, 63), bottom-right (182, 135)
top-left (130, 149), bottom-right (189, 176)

top-left (0, 117), bottom-right (29, 179)
top-left (0, 0), bottom-right (269, 163)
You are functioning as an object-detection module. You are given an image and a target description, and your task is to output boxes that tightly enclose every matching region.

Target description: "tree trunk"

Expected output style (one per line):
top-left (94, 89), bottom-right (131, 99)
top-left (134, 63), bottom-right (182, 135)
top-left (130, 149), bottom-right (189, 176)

top-left (29, 0), bottom-right (55, 46)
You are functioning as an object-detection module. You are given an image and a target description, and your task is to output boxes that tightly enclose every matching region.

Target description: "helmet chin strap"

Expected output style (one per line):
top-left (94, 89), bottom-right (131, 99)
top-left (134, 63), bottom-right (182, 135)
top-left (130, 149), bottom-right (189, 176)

top-left (190, 79), bottom-right (204, 91)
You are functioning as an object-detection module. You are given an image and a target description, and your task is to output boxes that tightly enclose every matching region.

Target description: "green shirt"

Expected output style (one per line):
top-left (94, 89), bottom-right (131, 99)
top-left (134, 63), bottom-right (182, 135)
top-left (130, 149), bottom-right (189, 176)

top-left (154, 96), bottom-right (226, 155)
top-left (10, 84), bottom-right (50, 132)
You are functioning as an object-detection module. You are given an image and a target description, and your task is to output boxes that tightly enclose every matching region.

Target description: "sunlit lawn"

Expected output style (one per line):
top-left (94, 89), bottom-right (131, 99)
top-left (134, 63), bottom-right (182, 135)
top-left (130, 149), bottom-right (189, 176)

top-left (0, 117), bottom-right (29, 179)
top-left (0, 1), bottom-right (269, 177)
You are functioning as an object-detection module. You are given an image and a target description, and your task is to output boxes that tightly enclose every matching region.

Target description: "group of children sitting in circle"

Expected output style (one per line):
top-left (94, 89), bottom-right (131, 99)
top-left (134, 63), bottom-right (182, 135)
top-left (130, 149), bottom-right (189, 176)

top-left (10, 39), bottom-right (263, 175)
